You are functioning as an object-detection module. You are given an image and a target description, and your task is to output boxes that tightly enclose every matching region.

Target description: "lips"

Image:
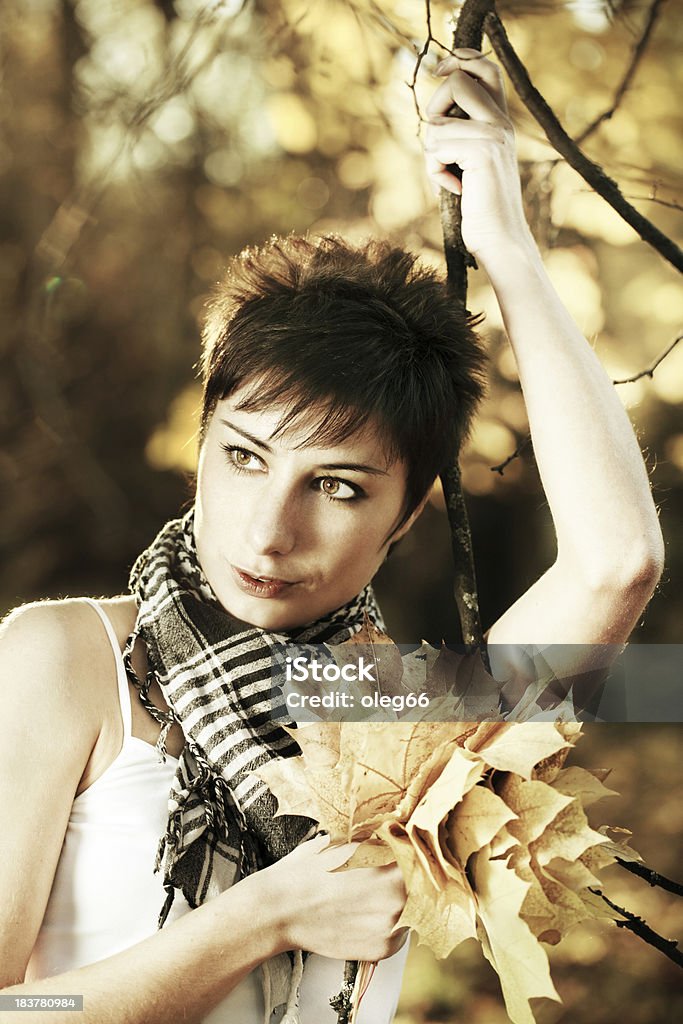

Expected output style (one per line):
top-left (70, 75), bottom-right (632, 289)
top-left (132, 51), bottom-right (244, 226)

top-left (232, 566), bottom-right (297, 599)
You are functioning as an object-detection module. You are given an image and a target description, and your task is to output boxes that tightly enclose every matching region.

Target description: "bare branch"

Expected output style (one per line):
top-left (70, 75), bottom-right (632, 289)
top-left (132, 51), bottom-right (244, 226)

top-left (405, 0), bottom-right (457, 123)
top-left (611, 333), bottom-right (682, 384)
top-left (590, 888), bottom-right (683, 967)
top-left (491, 334), bottom-right (682, 473)
top-left (490, 434), bottom-right (531, 475)
top-left (436, 0), bottom-right (494, 649)
top-left (617, 857), bottom-right (683, 896)
top-left (330, 959), bottom-right (359, 1023)
top-left (575, 185), bottom-right (682, 212)
top-left (408, 0), bottom-right (437, 123)
top-left (621, 194), bottom-right (682, 211)
top-left (576, 0), bottom-right (665, 145)
top-left (484, 9), bottom-right (683, 273)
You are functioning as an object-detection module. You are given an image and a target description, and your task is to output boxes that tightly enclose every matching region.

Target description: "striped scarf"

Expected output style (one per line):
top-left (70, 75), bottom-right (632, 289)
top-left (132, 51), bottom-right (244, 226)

top-left (123, 510), bottom-right (384, 1022)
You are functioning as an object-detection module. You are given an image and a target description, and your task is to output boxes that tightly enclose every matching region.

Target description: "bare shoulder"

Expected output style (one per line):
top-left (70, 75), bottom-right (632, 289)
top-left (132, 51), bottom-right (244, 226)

top-left (0, 597), bottom-right (136, 745)
top-left (0, 597), bottom-right (130, 986)
top-left (3, 598), bottom-right (114, 686)
top-left (2, 597), bottom-right (95, 660)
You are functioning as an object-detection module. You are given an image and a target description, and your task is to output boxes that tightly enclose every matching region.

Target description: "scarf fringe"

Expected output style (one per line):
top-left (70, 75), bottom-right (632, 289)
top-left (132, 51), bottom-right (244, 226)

top-left (282, 948), bottom-right (304, 1022)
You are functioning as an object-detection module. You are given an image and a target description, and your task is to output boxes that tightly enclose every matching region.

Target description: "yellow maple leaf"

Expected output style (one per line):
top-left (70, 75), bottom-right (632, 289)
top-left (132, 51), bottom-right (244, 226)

top-left (499, 774), bottom-right (574, 847)
top-left (472, 844), bottom-right (560, 1024)
top-left (446, 783), bottom-right (518, 866)
top-left (379, 820), bottom-right (477, 958)
top-left (466, 721), bottom-right (570, 779)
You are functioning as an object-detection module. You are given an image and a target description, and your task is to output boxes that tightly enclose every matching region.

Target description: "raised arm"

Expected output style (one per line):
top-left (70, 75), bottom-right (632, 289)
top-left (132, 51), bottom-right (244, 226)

top-left (0, 603), bottom-right (405, 1023)
top-left (424, 51), bottom-right (664, 662)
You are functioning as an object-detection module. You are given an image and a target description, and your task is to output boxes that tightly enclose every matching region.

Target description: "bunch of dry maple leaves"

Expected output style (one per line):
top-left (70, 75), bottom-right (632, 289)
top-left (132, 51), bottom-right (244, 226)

top-left (258, 715), bottom-right (637, 1024)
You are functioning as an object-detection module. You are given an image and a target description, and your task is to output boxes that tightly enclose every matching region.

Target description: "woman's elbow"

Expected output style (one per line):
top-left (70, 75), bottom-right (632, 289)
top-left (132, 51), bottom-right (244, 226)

top-left (595, 532), bottom-right (665, 597)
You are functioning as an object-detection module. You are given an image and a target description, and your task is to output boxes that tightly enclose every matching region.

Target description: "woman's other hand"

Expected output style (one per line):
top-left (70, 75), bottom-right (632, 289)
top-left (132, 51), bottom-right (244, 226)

top-left (263, 834), bottom-right (408, 962)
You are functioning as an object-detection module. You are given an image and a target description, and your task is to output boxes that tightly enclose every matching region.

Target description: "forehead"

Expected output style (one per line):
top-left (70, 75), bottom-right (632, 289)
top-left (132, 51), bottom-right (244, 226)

top-left (216, 383), bottom-right (401, 468)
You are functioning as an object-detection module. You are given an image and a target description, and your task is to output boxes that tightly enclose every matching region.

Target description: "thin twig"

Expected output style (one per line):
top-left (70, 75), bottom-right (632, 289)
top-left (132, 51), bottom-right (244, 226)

top-left (408, 0), bottom-right (437, 123)
top-left (490, 434), bottom-right (531, 475)
top-left (576, 0), bottom-right (665, 145)
top-left (617, 857), bottom-right (683, 896)
top-left (491, 334), bottom-right (682, 473)
top-left (484, 10), bottom-right (683, 273)
top-left (621, 194), bottom-right (682, 211)
top-left (611, 333), bottom-right (682, 384)
top-left (575, 186), bottom-right (683, 212)
top-left (590, 888), bottom-right (683, 967)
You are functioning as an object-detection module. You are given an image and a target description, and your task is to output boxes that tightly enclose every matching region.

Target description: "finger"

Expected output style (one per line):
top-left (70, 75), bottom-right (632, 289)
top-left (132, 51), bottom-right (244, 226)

top-left (427, 68), bottom-right (507, 126)
top-left (426, 137), bottom-right (501, 174)
top-left (390, 925), bottom-right (410, 947)
top-left (425, 152), bottom-right (462, 196)
top-left (317, 839), bottom-right (359, 869)
top-left (307, 832), bottom-right (330, 851)
top-left (434, 52), bottom-right (508, 115)
top-left (425, 119), bottom-right (505, 145)
top-left (431, 171), bottom-right (462, 197)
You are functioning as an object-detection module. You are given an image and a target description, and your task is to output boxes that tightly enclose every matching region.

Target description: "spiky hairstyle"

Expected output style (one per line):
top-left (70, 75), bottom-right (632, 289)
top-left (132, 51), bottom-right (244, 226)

top-left (201, 235), bottom-right (486, 528)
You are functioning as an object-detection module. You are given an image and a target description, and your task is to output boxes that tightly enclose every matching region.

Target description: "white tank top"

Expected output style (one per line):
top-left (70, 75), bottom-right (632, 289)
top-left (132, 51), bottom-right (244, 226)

top-left (26, 599), bottom-right (408, 1023)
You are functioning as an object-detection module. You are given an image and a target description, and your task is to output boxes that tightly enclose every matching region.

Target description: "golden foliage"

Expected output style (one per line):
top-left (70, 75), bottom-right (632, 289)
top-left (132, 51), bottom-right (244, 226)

top-left (257, 718), bottom-right (638, 1024)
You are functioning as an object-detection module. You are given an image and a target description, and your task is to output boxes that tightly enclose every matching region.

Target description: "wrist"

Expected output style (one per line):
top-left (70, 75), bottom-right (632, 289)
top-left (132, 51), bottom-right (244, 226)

top-left (475, 227), bottom-right (540, 283)
top-left (254, 861), bottom-right (297, 955)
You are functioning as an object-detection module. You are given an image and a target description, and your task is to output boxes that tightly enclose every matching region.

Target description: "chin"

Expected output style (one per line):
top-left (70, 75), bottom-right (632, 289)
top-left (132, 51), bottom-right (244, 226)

top-left (214, 587), bottom-right (305, 631)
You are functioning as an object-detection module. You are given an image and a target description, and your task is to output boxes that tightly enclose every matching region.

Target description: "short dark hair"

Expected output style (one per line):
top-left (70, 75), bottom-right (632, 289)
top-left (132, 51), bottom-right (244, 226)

top-left (200, 235), bottom-right (486, 530)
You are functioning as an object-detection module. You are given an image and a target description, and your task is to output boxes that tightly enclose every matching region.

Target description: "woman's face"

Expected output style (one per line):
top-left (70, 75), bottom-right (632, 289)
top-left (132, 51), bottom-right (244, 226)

top-left (194, 388), bottom-right (423, 630)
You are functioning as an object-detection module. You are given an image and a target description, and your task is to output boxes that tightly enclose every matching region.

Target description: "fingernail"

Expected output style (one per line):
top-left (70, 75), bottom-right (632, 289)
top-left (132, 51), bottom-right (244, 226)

top-left (435, 59), bottom-right (451, 74)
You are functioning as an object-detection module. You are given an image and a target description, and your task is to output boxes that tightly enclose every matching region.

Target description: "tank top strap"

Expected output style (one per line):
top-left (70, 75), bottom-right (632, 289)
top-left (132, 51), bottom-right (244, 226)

top-left (81, 598), bottom-right (132, 739)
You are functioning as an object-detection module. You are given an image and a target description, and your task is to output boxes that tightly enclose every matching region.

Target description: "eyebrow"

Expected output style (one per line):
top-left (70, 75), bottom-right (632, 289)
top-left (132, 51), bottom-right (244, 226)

top-left (220, 418), bottom-right (389, 476)
top-left (221, 419), bottom-right (274, 453)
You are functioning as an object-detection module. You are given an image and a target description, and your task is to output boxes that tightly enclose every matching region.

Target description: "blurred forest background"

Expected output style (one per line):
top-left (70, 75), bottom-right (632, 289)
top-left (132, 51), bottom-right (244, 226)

top-left (1, 0), bottom-right (681, 1021)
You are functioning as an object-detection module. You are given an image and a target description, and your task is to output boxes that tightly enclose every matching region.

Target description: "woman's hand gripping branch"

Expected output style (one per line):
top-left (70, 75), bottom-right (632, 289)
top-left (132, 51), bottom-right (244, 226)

top-left (424, 49), bottom-right (533, 262)
top-left (423, 50), bottom-right (663, 666)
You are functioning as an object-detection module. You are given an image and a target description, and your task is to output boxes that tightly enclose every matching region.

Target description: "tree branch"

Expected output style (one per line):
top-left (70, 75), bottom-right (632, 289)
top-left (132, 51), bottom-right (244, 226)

top-left (491, 333), bottom-right (682, 473)
top-left (329, 959), bottom-right (359, 1023)
top-left (437, 0), bottom-right (494, 649)
top-left (490, 434), bottom-right (531, 475)
top-left (483, 9), bottom-right (683, 274)
top-left (590, 888), bottom-right (683, 967)
top-left (611, 333), bottom-right (682, 384)
top-left (617, 857), bottom-right (683, 896)
top-left (622, 193), bottom-right (682, 211)
top-left (576, 0), bottom-right (665, 145)
top-left (406, 0), bottom-right (457, 124)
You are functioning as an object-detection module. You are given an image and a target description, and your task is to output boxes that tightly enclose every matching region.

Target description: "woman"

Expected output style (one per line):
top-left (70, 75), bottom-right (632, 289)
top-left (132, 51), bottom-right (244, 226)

top-left (0, 52), bottom-right (663, 1023)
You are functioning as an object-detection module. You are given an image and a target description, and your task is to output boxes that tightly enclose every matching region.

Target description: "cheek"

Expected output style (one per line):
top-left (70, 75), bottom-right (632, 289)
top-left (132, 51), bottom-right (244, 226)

top-left (194, 460), bottom-right (235, 552)
top-left (325, 520), bottom-right (389, 576)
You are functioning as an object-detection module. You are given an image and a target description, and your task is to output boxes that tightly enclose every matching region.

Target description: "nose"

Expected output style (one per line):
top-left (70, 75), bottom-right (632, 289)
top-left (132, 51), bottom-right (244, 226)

top-left (246, 482), bottom-right (299, 557)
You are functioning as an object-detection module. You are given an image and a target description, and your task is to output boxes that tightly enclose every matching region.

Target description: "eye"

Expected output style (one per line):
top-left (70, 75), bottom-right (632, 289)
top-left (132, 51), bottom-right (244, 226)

top-left (317, 477), bottom-right (362, 502)
top-left (221, 444), bottom-right (264, 472)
